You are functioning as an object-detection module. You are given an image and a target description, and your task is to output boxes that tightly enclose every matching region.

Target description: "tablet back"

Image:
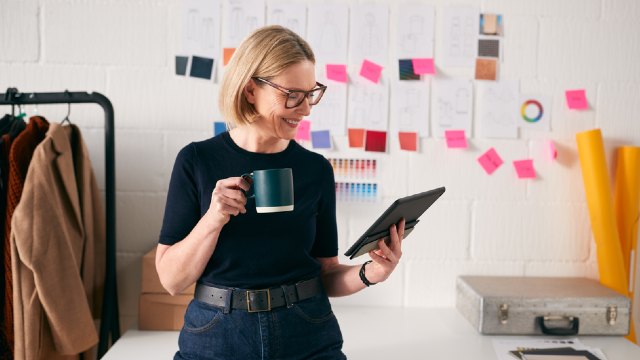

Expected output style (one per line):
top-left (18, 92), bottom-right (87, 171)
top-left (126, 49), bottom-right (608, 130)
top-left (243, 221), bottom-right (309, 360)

top-left (344, 186), bottom-right (446, 258)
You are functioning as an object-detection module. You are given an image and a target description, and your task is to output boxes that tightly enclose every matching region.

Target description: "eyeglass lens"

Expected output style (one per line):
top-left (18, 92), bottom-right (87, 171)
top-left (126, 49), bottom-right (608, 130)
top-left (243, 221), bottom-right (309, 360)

top-left (285, 88), bottom-right (324, 108)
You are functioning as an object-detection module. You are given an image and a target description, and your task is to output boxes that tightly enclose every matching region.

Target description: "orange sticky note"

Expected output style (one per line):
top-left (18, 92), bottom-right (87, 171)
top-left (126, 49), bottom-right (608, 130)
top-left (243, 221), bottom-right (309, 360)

top-left (295, 120), bottom-right (311, 141)
top-left (548, 140), bottom-right (558, 160)
top-left (445, 130), bottom-right (468, 149)
top-left (326, 64), bottom-right (348, 83)
top-left (365, 130), bottom-right (387, 152)
top-left (513, 159), bottom-right (536, 179)
top-left (223, 48), bottom-right (236, 66)
top-left (478, 148), bottom-right (503, 175)
top-left (348, 128), bottom-right (365, 148)
top-left (412, 58), bottom-right (435, 75)
top-left (359, 59), bottom-right (383, 83)
top-left (565, 89), bottom-right (588, 110)
top-left (398, 132), bottom-right (418, 151)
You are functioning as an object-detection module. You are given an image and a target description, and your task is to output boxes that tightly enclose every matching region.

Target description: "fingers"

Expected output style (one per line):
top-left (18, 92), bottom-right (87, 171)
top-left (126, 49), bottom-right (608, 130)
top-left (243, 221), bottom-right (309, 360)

top-left (217, 185), bottom-right (247, 205)
top-left (212, 177), bottom-right (250, 216)
top-left (398, 218), bottom-right (406, 241)
top-left (388, 222), bottom-right (404, 252)
top-left (377, 237), bottom-right (399, 263)
top-left (211, 191), bottom-right (245, 216)
top-left (218, 177), bottom-right (251, 192)
top-left (368, 249), bottom-right (387, 264)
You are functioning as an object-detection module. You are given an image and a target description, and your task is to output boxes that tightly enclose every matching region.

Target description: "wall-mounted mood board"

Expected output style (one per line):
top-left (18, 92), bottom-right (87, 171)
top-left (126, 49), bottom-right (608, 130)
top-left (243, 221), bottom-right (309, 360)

top-left (183, 0), bottom-right (589, 199)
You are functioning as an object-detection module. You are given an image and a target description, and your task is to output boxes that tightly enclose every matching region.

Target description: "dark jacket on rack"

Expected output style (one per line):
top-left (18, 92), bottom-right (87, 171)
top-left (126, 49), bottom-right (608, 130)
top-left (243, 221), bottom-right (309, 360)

top-left (0, 116), bottom-right (27, 360)
top-left (11, 123), bottom-right (105, 359)
top-left (2, 116), bottom-right (49, 358)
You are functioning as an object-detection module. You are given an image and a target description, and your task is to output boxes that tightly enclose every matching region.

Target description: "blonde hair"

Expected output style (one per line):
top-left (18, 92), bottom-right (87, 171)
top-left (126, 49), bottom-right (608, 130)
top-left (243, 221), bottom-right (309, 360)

top-left (219, 25), bottom-right (315, 128)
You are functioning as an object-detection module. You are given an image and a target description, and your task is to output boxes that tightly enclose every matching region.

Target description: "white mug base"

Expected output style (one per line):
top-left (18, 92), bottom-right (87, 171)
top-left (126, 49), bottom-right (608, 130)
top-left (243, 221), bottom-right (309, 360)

top-left (256, 205), bottom-right (294, 213)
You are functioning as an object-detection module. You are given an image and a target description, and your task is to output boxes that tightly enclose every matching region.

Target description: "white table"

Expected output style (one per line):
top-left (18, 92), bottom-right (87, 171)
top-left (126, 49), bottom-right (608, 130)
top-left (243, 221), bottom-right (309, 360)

top-left (103, 307), bottom-right (640, 359)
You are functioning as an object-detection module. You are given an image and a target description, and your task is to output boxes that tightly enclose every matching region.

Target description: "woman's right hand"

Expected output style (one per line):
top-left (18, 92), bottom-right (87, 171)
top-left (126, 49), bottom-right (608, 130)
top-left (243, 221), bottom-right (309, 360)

top-left (207, 176), bottom-right (250, 228)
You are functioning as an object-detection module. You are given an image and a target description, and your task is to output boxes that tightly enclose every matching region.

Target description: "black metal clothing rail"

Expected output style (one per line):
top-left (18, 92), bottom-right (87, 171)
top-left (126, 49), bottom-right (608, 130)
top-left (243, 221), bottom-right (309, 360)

top-left (0, 88), bottom-right (119, 358)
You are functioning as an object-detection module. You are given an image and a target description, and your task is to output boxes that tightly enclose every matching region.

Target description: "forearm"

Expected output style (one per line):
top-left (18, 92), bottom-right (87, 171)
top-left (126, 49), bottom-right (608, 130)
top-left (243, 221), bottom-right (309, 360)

top-left (320, 263), bottom-right (368, 297)
top-left (156, 212), bottom-right (222, 295)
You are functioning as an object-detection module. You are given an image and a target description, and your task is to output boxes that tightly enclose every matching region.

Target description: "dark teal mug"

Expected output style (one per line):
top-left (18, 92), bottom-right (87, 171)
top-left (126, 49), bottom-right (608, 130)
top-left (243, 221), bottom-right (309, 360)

top-left (241, 168), bottom-right (294, 213)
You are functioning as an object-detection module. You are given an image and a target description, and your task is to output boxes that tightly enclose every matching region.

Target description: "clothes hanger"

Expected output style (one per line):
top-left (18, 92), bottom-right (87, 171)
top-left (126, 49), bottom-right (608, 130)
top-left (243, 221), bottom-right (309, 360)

top-left (61, 90), bottom-right (71, 125)
top-left (15, 104), bottom-right (26, 120)
top-left (27, 93), bottom-right (39, 119)
top-left (8, 104), bottom-right (27, 138)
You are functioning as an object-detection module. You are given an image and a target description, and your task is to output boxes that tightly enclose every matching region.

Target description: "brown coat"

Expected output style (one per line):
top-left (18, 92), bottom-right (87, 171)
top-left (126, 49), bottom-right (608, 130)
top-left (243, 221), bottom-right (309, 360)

top-left (11, 123), bottom-right (105, 359)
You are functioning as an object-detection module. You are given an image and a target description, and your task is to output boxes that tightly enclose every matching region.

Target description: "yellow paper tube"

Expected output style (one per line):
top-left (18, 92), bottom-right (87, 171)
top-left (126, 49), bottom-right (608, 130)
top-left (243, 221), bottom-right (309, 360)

top-left (613, 146), bottom-right (640, 343)
top-left (576, 129), bottom-right (628, 297)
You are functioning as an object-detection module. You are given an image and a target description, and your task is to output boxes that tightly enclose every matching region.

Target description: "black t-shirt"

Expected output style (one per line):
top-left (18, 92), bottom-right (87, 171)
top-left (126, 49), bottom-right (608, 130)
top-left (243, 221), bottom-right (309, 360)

top-left (158, 132), bottom-right (338, 289)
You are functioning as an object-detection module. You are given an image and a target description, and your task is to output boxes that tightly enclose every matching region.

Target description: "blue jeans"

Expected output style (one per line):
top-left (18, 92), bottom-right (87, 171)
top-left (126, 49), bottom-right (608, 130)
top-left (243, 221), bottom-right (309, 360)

top-left (174, 292), bottom-right (346, 360)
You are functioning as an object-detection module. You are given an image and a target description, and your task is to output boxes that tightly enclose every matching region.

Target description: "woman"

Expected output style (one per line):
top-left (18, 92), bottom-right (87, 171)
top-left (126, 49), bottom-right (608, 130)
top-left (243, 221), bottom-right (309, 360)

top-left (156, 25), bottom-right (405, 360)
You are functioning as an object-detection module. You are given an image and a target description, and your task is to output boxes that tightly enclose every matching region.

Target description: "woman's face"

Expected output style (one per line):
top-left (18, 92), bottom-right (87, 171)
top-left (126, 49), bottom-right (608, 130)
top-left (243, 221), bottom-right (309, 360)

top-left (245, 60), bottom-right (317, 141)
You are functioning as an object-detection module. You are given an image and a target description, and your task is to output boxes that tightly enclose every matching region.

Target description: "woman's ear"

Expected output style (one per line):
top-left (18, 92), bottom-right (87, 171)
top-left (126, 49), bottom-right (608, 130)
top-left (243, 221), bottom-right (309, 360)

top-left (243, 79), bottom-right (257, 105)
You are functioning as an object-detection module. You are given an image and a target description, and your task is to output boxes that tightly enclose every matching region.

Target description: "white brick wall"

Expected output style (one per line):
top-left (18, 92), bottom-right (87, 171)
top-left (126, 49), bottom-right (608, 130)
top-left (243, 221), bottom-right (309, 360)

top-left (2, 0), bottom-right (640, 334)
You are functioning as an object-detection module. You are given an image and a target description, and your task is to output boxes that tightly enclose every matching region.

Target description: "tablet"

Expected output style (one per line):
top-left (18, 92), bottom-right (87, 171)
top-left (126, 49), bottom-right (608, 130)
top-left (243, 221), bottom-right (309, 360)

top-left (344, 187), bottom-right (446, 259)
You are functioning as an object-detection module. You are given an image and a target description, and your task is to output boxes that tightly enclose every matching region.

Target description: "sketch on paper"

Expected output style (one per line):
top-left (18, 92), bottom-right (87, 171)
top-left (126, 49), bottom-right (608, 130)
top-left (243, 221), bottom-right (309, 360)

top-left (477, 80), bottom-right (519, 138)
top-left (307, 75), bottom-right (347, 136)
top-left (392, 81), bottom-right (430, 136)
top-left (348, 78), bottom-right (390, 132)
top-left (223, 0), bottom-right (265, 48)
top-left (267, 1), bottom-right (306, 37)
top-left (431, 79), bottom-right (473, 137)
top-left (307, 4), bottom-right (349, 64)
top-left (180, 0), bottom-right (221, 78)
top-left (182, 0), bottom-right (221, 57)
top-left (397, 4), bottom-right (435, 58)
top-left (442, 6), bottom-right (479, 68)
top-left (349, 4), bottom-right (389, 65)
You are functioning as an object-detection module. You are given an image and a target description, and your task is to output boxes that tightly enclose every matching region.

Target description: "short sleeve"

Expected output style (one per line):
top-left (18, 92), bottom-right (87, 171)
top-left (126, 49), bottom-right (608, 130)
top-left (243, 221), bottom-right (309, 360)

top-left (310, 158), bottom-right (338, 257)
top-left (159, 144), bottom-right (201, 245)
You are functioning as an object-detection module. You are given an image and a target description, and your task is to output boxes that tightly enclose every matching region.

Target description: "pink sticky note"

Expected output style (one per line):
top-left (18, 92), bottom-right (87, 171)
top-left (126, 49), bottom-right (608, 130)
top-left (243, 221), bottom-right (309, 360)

top-left (445, 130), bottom-right (468, 149)
top-left (477, 148), bottom-right (503, 175)
top-left (295, 120), bottom-right (311, 141)
top-left (565, 89), bottom-right (588, 110)
top-left (326, 64), bottom-right (348, 83)
top-left (548, 140), bottom-right (558, 160)
top-left (359, 59), bottom-right (383, 83)
top-left (412, 58), bottom-right (435, 75)
top-left (513, 159), bottom-right (536, 179)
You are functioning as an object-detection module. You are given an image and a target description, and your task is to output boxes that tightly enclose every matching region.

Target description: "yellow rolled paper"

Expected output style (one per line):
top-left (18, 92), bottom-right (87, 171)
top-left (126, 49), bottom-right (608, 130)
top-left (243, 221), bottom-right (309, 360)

top-left (614, 147), bottom-right (640, 279)
top-left (613, 146), bottom-right (640, 343)
top-left (576, 129), bottom-right (628, 297)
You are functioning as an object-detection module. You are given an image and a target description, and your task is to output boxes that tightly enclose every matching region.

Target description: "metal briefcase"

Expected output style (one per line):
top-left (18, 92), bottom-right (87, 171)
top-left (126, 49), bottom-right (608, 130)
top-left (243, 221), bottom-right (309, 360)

top-left (455, 276), bottom-right (630, 335)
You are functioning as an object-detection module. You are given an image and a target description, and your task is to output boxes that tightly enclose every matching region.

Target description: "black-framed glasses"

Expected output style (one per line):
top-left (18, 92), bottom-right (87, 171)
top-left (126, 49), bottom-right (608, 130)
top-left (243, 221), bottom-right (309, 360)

top-left (252, 77), bottom-right (327, 109)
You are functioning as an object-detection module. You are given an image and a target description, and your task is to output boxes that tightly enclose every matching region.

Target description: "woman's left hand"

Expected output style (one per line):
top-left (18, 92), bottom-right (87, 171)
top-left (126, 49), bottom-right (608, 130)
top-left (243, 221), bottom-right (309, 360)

top-left (366, 218), bottom-right (405, 284)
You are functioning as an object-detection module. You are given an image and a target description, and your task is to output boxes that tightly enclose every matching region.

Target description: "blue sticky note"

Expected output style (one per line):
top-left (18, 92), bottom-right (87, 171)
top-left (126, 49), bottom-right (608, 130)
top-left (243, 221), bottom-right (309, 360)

top-left (213, 122), bottom-right (227, 136)
top-left (311, 130), bottom-right (331, 149)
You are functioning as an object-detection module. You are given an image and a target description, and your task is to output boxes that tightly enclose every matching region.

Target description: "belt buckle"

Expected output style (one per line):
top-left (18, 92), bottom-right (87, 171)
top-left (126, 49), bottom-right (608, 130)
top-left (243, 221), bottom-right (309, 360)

top-left (246, 289), bottom-right (271, 312)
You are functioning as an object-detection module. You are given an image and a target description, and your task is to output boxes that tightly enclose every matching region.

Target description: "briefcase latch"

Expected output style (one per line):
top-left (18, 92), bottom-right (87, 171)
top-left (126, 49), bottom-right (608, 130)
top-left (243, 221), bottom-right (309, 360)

top-left (498, 304), bottom-right (509, 324)
top-left (606, 305), bottom-right (617, 325)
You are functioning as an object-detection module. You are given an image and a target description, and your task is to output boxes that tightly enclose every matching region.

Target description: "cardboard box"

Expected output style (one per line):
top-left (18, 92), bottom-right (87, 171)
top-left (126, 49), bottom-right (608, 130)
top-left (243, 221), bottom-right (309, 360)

top-left (141, 247), bottom-right (195, 295)
top-left (138, 293), bottom-right (192, 330)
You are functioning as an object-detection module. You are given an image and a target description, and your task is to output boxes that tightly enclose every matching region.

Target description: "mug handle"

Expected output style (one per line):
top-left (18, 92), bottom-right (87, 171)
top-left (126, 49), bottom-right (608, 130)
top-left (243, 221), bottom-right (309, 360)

top-left (240, 173), bottom-right (255, 198)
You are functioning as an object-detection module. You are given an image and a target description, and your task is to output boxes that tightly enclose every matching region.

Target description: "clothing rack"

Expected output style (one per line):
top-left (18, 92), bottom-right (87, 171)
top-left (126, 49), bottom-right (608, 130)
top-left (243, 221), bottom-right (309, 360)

top-left (0, 88), bottom-right (119, 358)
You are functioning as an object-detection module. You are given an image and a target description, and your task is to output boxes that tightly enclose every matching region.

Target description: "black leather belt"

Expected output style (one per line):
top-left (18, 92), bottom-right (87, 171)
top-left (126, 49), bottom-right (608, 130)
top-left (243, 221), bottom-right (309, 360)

top-left (194, 277), bottom-right (323, 313)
